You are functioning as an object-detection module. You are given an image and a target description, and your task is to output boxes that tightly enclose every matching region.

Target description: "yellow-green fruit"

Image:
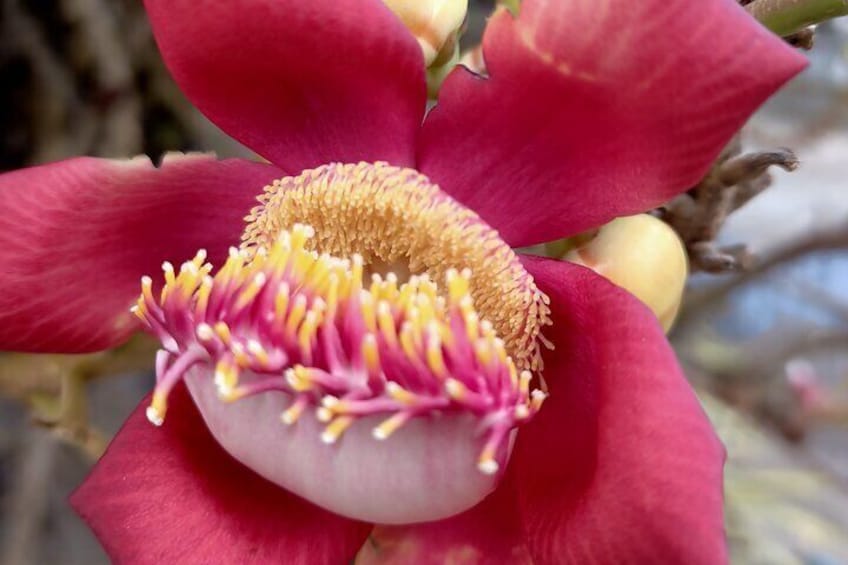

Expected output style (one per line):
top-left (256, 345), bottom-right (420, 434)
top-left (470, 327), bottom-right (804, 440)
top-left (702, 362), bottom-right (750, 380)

top-left (563, 214), bottom-right (687, 332)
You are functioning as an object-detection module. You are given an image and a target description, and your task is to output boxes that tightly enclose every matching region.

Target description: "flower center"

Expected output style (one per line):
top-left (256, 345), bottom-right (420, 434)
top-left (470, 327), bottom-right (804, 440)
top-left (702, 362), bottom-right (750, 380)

top-left (243, 162), bottom-right (550, 371)
top-left (134, 162), bottom-right (551, 523)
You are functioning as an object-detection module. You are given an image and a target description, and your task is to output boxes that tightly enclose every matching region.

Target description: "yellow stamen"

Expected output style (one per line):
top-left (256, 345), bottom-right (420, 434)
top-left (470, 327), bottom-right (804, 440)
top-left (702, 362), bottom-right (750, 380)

top-left (321, 416), bottom-right (355, 444)
top-left (214, 322), bottom-right (232, 346)
top-left (234, 272), bottom-right (267, 310)
top-left (281, 398), bottom-right (307, 425)
top-left (146, 391), bottom-right (167, 426)
top-left (445, 378), bottom-right (466, 400)
top-left (285, 295), bottom-right (308, 336)
top-left (385, 382), bottom-right (417, 405)
top-left (362, 333), bottom-right (381, 375)
top-left (247, 339), bottom-right (270, 368)
top-left (214, 359), bottom-right (239, 396)
top-left (372, 412), bottom-right (410, 440)
top-left (285, 365), bottom-right (313, 392)
top-left (477, 445), bottom-right (499, 475)
top-left (275, 283), bottom-right (291, 319)
top-left (425, 325), bottom-right (447, 379)
top-left (377, 301), bottom-right (398, 348)
top-left (519, 370), bottom-right (532, 397)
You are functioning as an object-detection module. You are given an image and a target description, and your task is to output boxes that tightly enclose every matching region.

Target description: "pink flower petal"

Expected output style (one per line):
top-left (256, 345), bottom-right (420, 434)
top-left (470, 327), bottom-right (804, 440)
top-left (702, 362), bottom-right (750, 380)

top-left (513, 255), bottom-right (727, 563)
top-left (71, 383), bottom-right (372, 564)
top-left (419, 0), bottom-right (806, 247)
top-left (0, 154), bottom-right (281, 352)
top-left (356, 477), bottom-right (532, 564)
top-left (144, 0), bottom-right (427, 171)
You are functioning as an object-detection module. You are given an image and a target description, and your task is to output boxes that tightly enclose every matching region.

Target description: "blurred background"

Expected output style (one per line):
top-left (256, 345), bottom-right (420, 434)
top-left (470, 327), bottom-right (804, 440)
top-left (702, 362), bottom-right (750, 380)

top-left (0, 1), bottom-right (846, 563)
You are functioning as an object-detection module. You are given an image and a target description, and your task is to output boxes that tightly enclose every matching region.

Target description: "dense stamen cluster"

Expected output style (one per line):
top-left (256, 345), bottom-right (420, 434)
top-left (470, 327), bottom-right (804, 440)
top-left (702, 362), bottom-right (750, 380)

top-left (243, 161), bottom-right (551, 372)
top-left (135, 224), bottom-right (547, 474)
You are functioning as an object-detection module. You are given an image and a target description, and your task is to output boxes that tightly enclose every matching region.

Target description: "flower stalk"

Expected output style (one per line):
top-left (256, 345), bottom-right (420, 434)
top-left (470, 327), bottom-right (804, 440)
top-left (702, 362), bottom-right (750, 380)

top-left (746, 0), bottom-right (848, 36)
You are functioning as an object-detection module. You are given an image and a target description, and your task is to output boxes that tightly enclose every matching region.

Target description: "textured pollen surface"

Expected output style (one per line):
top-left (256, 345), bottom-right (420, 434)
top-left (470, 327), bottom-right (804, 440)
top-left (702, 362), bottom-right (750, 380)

top-left (242, 161), bottom-right (551, 372)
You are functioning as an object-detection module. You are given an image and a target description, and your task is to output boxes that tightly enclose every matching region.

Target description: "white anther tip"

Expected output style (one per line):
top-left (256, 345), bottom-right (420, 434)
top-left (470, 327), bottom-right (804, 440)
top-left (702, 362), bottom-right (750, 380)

top-left (514, 405), bottom-right (530, 419)
top-left (146, 406), bottom-right (164, 427)
top-left (531, 389), bottom-right (547, 401)
top-left (141, 275), bottom-right (153, 285)
top-left (161, 261), bottom-right (174, 272)
top-left (316, 407), bottom-right (333, 423)
top-left (280, 411), bottom-right (296, 425)
top-left (321, 396), bottom-right (339, 408)
top-left (445, 378), bottom-right (464, 397)
top-left (284, 369), bottom-right (297, 387)
top-left (372, 427), bottom-right (388, 441)
top-left (320, 431), bottom-right (337, 444)
top-left (478, 459), bottom-right (499, 475)
top-left (196, 324), bottom-right (214, 340)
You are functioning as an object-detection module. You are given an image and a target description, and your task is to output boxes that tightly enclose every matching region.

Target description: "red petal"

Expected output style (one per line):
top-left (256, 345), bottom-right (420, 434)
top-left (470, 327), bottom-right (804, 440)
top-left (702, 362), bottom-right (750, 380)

top-left (514, 255), bottom-right (727, 563)
top-left (144, 0), bottom-right (426, 171)
top-left (419, 0), bottom-right (806, 247)
top-left (0, 154), bottom-right (281, 352)
top-left (356, 476), bottom-right (531, 565)
top-left (71, 383), bottom-right (372, 564)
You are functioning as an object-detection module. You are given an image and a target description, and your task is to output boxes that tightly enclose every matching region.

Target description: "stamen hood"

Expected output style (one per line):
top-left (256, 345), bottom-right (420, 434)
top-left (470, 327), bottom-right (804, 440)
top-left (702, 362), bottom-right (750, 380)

top-left (135, 163), bottom-right (551, 523)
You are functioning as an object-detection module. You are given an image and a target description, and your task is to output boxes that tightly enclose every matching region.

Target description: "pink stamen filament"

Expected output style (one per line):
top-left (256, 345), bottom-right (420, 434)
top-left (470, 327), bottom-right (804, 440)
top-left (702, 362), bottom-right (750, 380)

top-left (135, 225), bottom-right (547, 474)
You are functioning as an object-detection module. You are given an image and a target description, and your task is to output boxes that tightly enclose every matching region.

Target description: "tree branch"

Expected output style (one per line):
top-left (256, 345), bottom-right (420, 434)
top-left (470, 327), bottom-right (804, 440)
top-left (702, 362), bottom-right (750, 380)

top-left (678, 224), bottom-right (848, 328)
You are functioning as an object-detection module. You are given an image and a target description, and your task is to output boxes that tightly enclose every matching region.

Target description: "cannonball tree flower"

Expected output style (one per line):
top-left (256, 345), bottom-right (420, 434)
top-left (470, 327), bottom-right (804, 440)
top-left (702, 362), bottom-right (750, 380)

top-left (0, 0), bottom-right (804, 562)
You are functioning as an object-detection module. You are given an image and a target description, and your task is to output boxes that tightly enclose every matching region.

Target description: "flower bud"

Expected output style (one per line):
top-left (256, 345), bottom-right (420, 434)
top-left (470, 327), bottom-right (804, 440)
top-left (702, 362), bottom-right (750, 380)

top-left (562, 214), bottom-right (687, 332)
top-left (383, 0), bottom-right (467, 67)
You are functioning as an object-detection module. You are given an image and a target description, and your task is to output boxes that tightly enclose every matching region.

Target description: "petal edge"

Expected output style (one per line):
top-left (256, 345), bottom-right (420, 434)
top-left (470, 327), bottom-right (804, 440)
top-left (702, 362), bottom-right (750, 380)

top-left (0, 154), bottom-right (281, 352)
top-left (71, 384), bottom-right (372, 564)
top-left (420, 0), bottom-right (806, 246)
top-left (513, 255), bottom-right (727, 564)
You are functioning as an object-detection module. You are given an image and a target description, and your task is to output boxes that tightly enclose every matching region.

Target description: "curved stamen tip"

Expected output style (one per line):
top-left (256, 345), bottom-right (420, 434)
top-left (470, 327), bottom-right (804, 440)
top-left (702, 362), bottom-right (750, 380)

top-left (477, 459), bottom-right (499, 475)
top-left (146, 403), bottom-right (165, 427)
